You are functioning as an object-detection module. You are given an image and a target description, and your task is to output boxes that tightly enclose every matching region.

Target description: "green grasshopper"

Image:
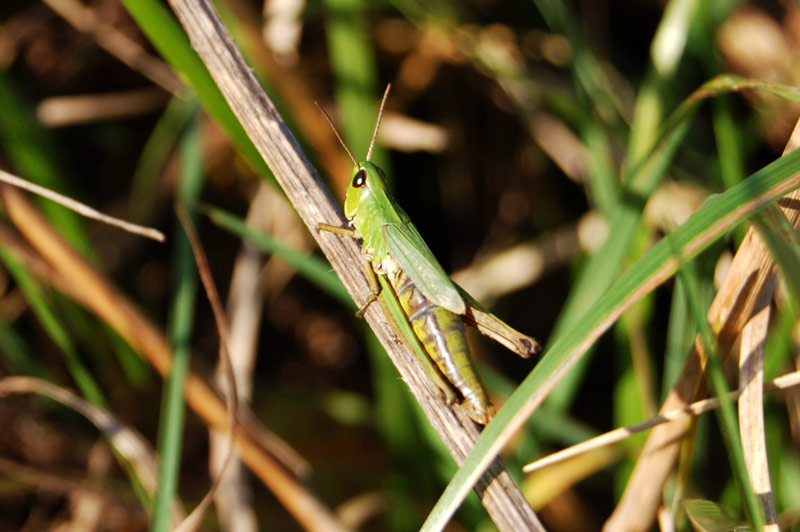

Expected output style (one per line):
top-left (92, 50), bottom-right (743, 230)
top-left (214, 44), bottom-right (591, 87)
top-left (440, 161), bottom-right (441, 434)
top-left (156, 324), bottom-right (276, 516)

top-left (317, 85), bottom-right (540, 425)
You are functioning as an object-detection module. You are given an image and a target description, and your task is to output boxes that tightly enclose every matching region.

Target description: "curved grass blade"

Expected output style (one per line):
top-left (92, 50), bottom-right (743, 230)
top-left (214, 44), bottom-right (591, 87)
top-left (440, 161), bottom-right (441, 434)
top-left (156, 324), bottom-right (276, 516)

top-left (420, 139), bottom-right (800, 532)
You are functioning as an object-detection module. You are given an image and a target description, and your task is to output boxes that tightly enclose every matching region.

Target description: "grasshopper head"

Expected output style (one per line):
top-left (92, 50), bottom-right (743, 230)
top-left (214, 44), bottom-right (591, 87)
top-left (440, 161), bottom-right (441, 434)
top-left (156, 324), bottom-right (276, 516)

top-left (343, 161), bottom-right (389, 219)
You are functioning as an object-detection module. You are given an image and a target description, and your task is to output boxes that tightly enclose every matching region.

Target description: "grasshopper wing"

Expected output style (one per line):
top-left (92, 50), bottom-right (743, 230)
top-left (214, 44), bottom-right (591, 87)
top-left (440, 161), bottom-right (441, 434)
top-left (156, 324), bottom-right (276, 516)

top-left (381, 222), bottom-right (466, 315)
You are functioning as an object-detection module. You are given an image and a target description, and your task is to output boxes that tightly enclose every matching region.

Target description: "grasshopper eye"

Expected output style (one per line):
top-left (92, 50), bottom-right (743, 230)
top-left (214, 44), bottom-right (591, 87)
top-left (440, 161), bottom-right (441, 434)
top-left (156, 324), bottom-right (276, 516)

top-left (353, 169), bottom-right (367, 188)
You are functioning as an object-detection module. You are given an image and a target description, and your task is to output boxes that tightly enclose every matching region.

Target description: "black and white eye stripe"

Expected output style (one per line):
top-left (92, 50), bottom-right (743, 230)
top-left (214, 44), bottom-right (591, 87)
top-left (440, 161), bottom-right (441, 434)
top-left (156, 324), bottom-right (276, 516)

top-left (353, 168), bottom-right (367, 188)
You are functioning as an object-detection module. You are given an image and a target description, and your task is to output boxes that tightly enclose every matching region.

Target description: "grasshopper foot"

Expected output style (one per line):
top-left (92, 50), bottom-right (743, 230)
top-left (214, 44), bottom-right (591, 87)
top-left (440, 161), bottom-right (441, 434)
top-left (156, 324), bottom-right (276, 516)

top-left (459, 391), bottom-right (495, 426)
top-left (354, 293), bottom-right (378, 318)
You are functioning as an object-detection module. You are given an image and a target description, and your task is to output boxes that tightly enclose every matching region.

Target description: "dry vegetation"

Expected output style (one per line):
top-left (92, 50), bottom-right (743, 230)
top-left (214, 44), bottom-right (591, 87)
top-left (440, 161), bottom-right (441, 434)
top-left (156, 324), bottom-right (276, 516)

top-left (0, 1), bottom-right (799, 531)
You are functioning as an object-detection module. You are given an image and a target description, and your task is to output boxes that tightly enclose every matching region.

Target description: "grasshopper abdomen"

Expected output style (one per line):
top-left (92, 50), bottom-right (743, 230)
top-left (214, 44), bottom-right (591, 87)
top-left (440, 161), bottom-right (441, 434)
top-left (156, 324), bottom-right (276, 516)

top-left (388, 266), bottom-right (494, 425)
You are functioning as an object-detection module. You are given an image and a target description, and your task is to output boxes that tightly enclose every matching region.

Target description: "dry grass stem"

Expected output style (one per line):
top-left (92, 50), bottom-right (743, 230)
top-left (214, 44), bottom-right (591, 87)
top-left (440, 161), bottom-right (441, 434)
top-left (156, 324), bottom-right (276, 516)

top-left (43, 0), bottom-right (182, 93)
top-left (36, 88), bottom-right (170, 127)
top-left (172, 207), bottom-right (238, 532)
top-left (739, 291), bottom-right (779, 530)
top-left (523, 368), bottom-right (800, 474)
top-left (0, 168), bottom-right (166, 242)
top-left (209, 188), bottom-right (267, 532)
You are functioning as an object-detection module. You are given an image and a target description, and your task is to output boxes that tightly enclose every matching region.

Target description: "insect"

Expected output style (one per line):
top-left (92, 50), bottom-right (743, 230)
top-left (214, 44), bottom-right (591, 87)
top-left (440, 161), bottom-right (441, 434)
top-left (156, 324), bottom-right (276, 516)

top-left (316, 85), bottom-right (540, 425)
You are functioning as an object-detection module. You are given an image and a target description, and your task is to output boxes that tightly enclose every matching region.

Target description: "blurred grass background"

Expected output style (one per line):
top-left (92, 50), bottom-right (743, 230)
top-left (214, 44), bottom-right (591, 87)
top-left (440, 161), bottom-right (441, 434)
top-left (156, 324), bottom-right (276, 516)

top-left (0, 0), bottom-right (799, 531)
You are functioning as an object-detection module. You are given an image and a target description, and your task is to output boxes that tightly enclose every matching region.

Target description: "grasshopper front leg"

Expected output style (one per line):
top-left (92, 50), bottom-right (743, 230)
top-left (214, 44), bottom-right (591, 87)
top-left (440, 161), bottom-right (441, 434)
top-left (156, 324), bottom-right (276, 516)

top-left (316, 222), bottom-right (381, 316)
top-left (316, 222), bottom-right (356, 237)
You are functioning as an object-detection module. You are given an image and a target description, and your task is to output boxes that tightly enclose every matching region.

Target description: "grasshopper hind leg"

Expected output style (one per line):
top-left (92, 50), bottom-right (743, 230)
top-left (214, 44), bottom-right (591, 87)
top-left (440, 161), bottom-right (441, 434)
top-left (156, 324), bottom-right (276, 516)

top-left (458, 386), bottom-right (495, 426)
top-left (417, 351), bottom-right (493, 425)
top-left (418, 358), bottom-right (460, 407)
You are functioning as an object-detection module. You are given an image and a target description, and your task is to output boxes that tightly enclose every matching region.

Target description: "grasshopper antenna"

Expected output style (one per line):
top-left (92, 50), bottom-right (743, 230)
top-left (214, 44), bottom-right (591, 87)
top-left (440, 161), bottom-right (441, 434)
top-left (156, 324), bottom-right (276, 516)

top-left (366, 83), bottom-right (391, 161)
top-left (315, 101), bottom-right (358, 167)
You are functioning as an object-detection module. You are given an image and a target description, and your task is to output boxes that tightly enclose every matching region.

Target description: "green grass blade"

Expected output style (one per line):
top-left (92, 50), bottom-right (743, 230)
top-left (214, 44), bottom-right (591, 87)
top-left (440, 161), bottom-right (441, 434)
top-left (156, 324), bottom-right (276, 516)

top-left (121, 0), bottom-right (271, 179)
top-left (0, 248), bottom-right (106, 407)
top-left (712, 97), bottom-right (747, 191)
top-left (420, 142), bottom-right (800, 532)
top-left (150, 116), bottom-right (204, 532)
top-left (751, 207), bottom-right (800, 312)
top-left (583, 122), bottom-right (618, 216)
top-left (712, 97), bottom-right (748, 244)
top-left (200, 204), bottom-right (352, 306)
top-left (662, 279), bottom-right (693, 399)
top-left (129, 96), bottom-right (197, 223)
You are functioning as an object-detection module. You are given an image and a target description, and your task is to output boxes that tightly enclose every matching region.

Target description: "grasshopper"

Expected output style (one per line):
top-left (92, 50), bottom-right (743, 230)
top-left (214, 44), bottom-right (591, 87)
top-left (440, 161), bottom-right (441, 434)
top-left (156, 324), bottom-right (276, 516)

top-left (317, 85), bottom-right (540, 425)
